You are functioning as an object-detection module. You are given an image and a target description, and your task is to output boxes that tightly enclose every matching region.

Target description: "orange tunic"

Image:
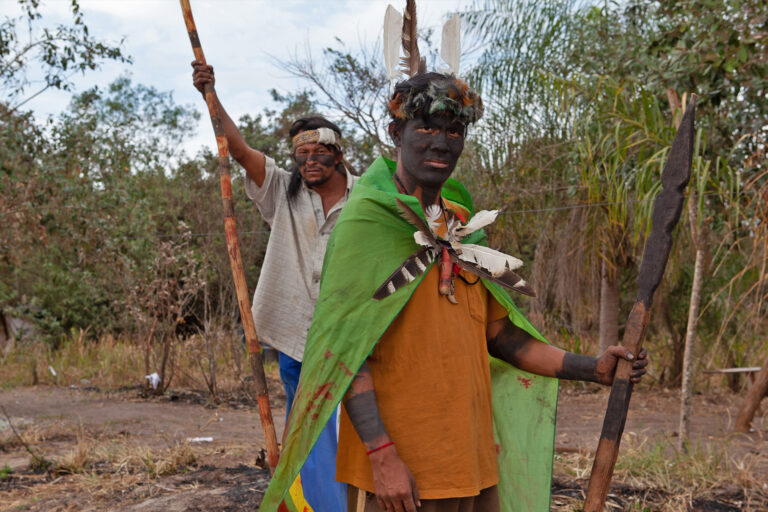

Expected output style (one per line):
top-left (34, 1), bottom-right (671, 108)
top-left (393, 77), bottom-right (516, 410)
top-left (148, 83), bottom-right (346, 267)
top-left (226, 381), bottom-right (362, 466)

top-left (336, 256), bottom-right (509, 499)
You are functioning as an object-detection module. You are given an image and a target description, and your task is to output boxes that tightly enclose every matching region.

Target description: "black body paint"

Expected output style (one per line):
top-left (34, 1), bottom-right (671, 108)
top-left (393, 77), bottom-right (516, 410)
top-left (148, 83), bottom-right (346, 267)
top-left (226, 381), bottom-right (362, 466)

top-left (393, 115), bottom-right (465, 206)
top-left (343, 361), bottom-right (390, 448)
top-left (557, 352), bottom-right (599, 382)
top-left (292, 144), bottom-right (341, 188)
top-left (345, 390), bottom-right (386, 445)
top-left (486, 321), bottom-right (534, 367)
top-left (293, 153), bottom-right (336, 167)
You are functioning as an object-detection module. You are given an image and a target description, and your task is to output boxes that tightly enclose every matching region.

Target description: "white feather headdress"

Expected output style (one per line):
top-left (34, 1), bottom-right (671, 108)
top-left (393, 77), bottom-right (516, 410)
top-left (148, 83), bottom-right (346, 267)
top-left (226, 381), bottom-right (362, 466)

top-left (383, 2), bottom-right (462, 80)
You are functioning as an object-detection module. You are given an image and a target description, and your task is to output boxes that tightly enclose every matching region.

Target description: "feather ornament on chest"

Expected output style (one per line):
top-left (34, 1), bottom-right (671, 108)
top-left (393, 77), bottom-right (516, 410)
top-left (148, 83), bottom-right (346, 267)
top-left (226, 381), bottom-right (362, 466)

top-left (372, 198), bottom-right (536, 301)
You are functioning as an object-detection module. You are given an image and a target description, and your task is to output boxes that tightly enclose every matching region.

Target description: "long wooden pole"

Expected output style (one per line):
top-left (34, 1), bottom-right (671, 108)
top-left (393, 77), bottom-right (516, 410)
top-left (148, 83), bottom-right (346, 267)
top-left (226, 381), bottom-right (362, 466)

top-left (179, 0), bottom-right (279, 473)
top-left (584, 96), bottom-right (696, 511)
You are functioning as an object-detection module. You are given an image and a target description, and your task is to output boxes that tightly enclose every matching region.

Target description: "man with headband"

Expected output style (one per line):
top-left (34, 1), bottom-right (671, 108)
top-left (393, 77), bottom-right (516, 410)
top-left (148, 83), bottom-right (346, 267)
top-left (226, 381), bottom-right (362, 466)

top-left (192, 60), bottom-right (354, 511)
top-left (261, 71), bottom-right (647, 512)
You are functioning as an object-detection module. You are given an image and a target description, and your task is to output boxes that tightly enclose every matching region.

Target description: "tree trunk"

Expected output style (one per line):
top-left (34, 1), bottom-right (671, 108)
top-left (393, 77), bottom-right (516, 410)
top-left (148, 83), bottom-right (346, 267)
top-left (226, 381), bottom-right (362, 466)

top-left (599, 259), bottom-right (619, 354)
top-left (726, 351), bottom-right (742, 392)
top-left (678, 246), bottom-right (705, 445)
top-left (0, 312), bottom-right (10, 354)
top-left (735, 358), bottom-right (768, 433)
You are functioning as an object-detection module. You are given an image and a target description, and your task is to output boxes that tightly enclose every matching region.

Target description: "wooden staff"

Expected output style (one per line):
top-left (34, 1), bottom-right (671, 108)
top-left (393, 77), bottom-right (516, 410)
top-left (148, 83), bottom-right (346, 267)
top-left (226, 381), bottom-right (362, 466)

top-left (179, 0), bottom-right (279, 473)
top-left (583, 96), bottom-right (696, 511)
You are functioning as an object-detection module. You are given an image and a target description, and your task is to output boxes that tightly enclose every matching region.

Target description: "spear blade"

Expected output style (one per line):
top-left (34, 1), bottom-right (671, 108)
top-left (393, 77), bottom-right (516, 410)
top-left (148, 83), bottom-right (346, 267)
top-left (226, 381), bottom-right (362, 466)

top-left (584, 96), bottom-right (695, 511)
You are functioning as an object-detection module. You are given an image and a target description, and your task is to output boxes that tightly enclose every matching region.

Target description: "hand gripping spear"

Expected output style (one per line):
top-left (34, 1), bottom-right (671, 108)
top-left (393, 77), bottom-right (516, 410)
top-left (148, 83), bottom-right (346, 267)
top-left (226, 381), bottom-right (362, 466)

top-left (584, 96), bottom-right (696, 511)
top-left (179, 0), bottom-right (279, 473)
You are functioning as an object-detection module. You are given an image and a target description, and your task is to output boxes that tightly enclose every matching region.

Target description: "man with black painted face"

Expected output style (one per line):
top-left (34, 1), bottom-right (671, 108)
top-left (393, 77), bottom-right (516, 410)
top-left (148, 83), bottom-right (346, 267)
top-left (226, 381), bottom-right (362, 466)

top-left (192, 61), bottom-right (354, 511)
top-left (270, 72), bottom-right (648, 512)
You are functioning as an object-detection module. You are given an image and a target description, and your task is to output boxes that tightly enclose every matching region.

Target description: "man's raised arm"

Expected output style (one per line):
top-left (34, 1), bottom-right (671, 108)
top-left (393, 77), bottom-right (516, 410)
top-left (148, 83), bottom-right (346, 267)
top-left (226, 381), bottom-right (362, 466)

top-left (485, 318), bottom-right (648, 385)
top-left (191, 60), bottom-right (267, 186)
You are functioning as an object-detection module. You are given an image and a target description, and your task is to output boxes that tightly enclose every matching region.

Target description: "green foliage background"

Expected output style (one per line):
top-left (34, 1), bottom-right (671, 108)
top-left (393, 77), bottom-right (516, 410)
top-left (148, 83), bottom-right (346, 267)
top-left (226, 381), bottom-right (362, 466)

top-left (1, 0), bottom-right (766, 390)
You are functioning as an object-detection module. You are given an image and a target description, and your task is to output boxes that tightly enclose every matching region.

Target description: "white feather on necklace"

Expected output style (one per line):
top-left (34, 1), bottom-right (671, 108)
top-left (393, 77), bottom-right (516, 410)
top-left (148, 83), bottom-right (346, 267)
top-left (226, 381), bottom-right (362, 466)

top-left (424, 204), bottom-right (442, 232)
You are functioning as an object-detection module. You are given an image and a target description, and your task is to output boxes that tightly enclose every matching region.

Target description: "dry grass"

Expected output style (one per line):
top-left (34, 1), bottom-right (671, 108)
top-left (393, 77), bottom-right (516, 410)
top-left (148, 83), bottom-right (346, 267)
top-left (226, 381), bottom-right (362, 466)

top-left (2, 417), bottom-right (200, 478)
top-left (0, 329), bottom-right (258, 397)
top-left (55, 434), bottom-right (198, 478)
top-left (0, 436), bottom-right (225, 511)
top-left (2, 331), bottom-right (766, 510)
top-left (552, 431), bottom-right (766, 511)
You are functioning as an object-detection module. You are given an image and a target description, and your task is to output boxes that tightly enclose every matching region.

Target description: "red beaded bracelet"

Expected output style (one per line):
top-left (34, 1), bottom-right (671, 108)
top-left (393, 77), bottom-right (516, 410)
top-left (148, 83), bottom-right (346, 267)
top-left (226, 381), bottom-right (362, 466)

top-left (365, 441), bottom-right (394, 455)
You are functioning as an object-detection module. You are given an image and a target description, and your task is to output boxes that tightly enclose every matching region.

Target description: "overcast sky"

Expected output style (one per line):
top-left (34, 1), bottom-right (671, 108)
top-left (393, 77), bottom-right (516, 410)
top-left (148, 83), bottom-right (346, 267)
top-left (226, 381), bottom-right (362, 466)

top-left (5, 0), bottom-right (473, 156)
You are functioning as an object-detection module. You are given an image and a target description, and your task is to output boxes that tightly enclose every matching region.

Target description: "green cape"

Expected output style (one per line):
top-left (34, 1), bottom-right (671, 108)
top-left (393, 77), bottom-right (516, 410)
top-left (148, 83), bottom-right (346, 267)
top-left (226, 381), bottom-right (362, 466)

top-left (260, 157), bottom-right (558, 511)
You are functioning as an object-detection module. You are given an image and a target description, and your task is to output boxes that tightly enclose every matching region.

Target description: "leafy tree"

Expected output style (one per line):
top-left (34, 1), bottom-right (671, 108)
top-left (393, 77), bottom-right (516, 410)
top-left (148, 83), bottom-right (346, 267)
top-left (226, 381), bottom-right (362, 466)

top-left (0, 76), bottom-right (200, 341)
top-left (570, 0), bottom-right (767, 383)
top-left (571, 0), bottom-right (768, 160)
top-left (0, 0), bottom-right (130, 110)
top-left (461, 0), bottom-right (584, 151)
top-left (456, 0), bottom-right (766, 383)
top-left (276, 37), bottom-right (399, 164)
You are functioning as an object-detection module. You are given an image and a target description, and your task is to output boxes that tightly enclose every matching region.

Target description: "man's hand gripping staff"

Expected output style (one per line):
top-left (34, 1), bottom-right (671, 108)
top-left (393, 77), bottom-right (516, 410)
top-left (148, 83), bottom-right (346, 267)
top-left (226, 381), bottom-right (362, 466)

top-left (584, 96), bottom-right (696, 511)
top-left (179, 0), bottom-right (280, 473)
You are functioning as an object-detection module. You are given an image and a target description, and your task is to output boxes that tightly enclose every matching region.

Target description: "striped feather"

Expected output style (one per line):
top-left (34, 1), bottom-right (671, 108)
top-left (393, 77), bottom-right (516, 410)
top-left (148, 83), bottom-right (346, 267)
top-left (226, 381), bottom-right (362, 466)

top-left (414, 231), bottom-right (432, 247)
top-left (400, 0), bottom-right (422, 76)
top-left (453, 209), bottom-right (499, 238)
top-left (449, 253), bottom-right (536, 297)
top-left (396, 198), bottom-right (439, 247)
top-left (456, 243), bottom-right (523, 274)
top-left (373, 247), bottom-right (434, 300)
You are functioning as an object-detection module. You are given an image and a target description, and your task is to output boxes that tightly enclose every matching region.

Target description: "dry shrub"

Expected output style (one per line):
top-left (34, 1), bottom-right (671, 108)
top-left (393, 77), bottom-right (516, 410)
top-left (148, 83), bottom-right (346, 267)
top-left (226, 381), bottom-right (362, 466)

top-left (54, 430), bottom-right (197, 478)
top-left (0, 420), bottom-right (70, 452)
top-left (0, 330), bottom-right (143, 389)
top-left (0, 326), bottom-right (262, 400)
top-left (55, 430), bottom-right (93, 475)
top-left (554, 431), bottom-right (763, 501)
top-left (117, 443), bottom-right (197, 478)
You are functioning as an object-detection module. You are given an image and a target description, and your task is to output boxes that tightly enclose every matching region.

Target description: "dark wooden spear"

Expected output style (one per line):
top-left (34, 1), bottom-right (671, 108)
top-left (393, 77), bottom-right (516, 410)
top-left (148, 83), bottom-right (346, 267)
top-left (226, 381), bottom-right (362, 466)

top-left (584, 96), bottom-right (696, 511)
top-left (179, 0), bottom-right (279, 473)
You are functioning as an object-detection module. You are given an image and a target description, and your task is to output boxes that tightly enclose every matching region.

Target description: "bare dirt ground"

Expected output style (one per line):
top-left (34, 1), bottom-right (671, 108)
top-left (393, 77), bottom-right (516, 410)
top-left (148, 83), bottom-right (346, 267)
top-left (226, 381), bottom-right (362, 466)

top-left (1, 383), bottom-right (767, 511)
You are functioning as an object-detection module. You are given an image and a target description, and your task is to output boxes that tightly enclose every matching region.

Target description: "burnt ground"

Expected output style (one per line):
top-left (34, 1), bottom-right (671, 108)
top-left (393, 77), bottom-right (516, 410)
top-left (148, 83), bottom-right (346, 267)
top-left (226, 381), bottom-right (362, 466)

top-left (1, 385), bottom-right (767, 511)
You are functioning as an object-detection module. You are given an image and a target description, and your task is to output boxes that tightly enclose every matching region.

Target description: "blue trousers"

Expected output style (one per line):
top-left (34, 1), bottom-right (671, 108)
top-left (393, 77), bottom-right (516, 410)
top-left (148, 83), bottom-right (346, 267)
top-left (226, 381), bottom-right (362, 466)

top-left (279, 352), bottom-right (347, 511)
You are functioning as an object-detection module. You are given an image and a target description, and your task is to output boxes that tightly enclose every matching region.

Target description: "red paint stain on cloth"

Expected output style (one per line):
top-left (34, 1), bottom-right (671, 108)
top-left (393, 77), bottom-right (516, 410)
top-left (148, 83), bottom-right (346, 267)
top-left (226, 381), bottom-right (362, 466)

top-left (324, 349), bottom-right (333, 360)
top-left (311, 383), bottom-right (333, 401)
top-left (303, 382), bottom-right (334, 415)
top-left (338, 361), bottom-right (353, 377)
top-left (517, 376), bottom-right (532, 389)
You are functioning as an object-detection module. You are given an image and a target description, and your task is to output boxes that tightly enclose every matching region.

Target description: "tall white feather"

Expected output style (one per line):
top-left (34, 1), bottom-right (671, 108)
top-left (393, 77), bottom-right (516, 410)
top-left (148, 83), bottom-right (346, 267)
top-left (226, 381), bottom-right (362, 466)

top-left (383, 5), bottom-right (403, 82)
top-left (456, 243), bottom-right (523, 275)
top-left (453, 209), bottom-right (499, 238)
top-left (440, 14), bottom-right (461, 76)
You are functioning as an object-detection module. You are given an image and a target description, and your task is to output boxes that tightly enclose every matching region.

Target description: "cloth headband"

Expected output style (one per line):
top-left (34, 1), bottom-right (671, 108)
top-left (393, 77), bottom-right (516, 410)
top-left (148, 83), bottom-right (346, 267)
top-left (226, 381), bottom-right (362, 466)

top-left (292, 127), bottom-right (341, 150)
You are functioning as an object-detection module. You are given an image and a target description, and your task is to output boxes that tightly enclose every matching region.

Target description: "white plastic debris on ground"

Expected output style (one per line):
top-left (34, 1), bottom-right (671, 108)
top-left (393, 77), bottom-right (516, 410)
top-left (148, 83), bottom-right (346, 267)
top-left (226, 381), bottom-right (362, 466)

top-left (145, 372), bottom-right (160, 389)
top-left (186, 437), bottom-right (213, 443)
top-left (48, 365), bottom-right (57, 376)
